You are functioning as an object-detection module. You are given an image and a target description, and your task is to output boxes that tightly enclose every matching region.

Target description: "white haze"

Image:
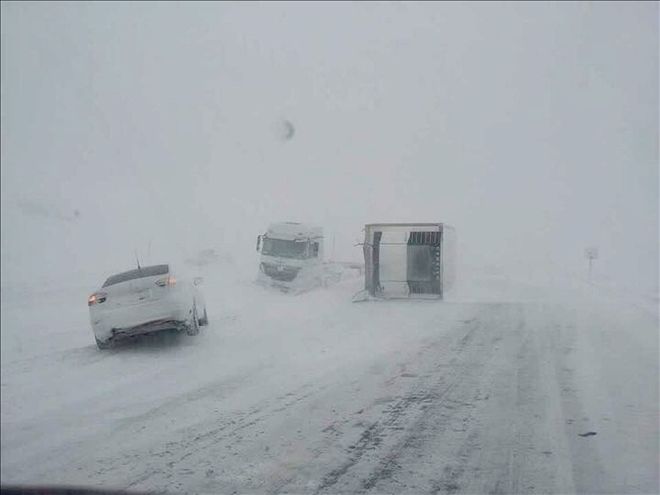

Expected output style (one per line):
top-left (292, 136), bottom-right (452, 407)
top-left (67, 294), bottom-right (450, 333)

top-left (1, 1), bottom-right (658, 296)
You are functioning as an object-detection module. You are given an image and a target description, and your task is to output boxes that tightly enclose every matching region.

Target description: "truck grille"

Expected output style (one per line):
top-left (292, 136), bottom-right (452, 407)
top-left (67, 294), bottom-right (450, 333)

top-left (261, 263), bottom-right (301, 282)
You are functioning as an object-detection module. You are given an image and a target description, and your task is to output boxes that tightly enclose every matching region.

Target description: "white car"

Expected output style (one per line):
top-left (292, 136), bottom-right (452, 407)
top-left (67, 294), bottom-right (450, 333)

top-left (88, 264), bottom-right (208, 349)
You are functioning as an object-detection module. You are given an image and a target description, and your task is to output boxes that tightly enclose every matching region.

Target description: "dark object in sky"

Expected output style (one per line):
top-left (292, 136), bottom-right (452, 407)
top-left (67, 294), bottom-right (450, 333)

top-left (578, 431), bottom-right (597, 437)
top-left (276, 120), bottom-right (295, 141)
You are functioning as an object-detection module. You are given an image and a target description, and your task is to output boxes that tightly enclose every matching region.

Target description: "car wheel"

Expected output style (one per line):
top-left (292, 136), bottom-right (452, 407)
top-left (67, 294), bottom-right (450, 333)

top-left (186, 304), bottom-right (200, 336)
top-left (199, 308), bottom-right (209, 326)
top-left (95, 337), bottom-right (111, 350)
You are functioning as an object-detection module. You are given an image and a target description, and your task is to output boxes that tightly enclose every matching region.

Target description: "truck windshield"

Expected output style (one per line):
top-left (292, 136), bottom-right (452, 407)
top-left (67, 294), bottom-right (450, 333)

top-left (262, 238), bottom-right (307, 259)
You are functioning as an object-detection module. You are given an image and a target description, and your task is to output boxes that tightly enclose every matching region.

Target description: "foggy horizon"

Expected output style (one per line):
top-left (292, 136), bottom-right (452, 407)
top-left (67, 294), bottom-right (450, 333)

top-left (1, 1), bottom-right (658, 295)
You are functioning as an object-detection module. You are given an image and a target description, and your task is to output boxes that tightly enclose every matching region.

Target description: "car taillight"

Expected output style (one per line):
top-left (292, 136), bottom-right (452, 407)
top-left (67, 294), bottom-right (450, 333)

top-left (88, 292), bottom-right (107, 306)
top-left (155, 276), bottom-right (176, 287)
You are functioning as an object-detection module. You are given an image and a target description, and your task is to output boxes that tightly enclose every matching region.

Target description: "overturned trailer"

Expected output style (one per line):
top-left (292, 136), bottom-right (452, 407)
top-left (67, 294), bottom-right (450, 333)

top-left (357, 223), bottom-right (456, 300)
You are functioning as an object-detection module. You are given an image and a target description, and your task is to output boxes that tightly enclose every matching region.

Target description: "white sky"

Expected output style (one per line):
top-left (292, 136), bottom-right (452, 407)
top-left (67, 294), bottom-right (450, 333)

top-left (1, 1), bottom-right (658, 294)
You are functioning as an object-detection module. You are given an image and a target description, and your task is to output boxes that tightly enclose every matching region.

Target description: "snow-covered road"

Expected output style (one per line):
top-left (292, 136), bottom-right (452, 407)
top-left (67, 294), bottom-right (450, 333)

top-left (1, 270), bottom-right (658, 494)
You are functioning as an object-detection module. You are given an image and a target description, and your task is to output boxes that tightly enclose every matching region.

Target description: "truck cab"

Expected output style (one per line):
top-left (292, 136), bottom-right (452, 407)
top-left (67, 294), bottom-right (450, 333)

top-left (256, 222), bottom-right (325, 292)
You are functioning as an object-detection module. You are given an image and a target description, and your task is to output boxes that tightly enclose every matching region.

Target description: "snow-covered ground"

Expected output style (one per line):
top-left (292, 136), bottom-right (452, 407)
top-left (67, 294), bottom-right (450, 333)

top-left (1, 263), bottom-right (658, 494)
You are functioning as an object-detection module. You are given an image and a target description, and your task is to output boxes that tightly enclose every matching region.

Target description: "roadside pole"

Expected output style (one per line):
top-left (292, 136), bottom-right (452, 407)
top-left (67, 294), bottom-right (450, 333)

top-left (585, 247), bottom-right (599, 283)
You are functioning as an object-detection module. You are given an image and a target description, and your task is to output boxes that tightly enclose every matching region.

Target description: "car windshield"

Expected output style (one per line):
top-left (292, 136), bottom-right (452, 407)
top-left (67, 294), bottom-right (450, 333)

top-left (102, 264), bottom-right (169, 288)
top-left (261, 238), bottom-right (308, 259)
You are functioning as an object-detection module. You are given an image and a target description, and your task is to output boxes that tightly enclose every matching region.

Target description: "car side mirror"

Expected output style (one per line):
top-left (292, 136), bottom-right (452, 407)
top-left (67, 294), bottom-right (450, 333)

top-left (256, 235), bottom-right (262, 252)
top-left (193, 277), bottom-right (203, 286)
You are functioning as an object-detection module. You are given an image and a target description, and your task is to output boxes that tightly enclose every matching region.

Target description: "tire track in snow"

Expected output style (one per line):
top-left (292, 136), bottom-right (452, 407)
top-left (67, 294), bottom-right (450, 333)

top-left (112, 381), bottom-right (328, 490)
top-left (306, 304), bottom-right (577, 495)
top-left (343, 304), bottom-right (578, 495)
top-left (312, 310), bottom-right (488, 493)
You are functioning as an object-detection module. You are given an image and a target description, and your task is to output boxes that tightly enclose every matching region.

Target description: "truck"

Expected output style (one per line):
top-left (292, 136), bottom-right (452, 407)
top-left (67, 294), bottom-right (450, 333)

top-left (255, 222), bottom-right (344, 293)
top-left (356, 223), bottom-right (456, 300)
